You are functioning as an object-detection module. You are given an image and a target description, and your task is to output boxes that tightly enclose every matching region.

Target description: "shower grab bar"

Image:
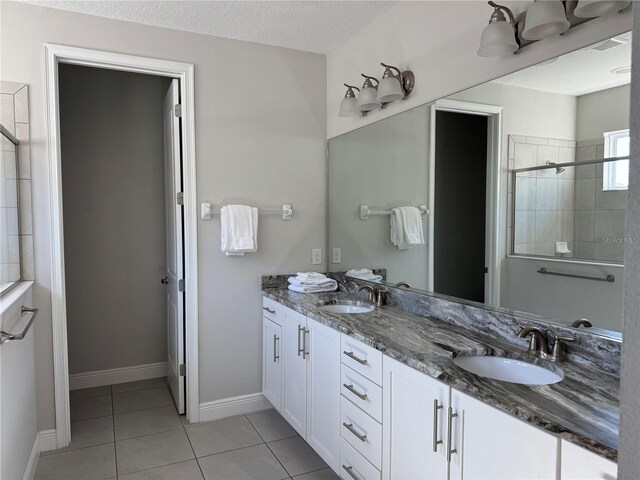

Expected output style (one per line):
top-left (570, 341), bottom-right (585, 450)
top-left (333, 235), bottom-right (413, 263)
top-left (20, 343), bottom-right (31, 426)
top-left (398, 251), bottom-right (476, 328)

top-left (360, 204), bottom-right (429, 220)
top-left (210, 204), bottom-right (293, 221)
top-left (537, 268), bottom-right (615, 283)
top-left (0, 307), bottom-right (39, 344)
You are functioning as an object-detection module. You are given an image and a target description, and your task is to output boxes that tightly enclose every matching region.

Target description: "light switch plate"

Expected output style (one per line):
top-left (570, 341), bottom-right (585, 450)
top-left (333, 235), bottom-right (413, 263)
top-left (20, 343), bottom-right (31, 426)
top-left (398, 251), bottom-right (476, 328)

top-left (332, 248), bottom-right (342, 264)
top-left (201, 202), bottom-right (212, 220)
top-left (312, 248), bottom-right (322, 265)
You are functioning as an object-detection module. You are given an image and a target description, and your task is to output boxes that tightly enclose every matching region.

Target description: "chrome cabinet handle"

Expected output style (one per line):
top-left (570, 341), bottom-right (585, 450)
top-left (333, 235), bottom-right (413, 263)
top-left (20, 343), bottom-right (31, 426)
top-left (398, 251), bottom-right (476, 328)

top-left (343, 422), bottom-right (367, 443)
top-left (343, 383), bottom-right (368, 401)
top-left (263, 307), bottom-right (276, 314)
top-left (273, 335), bottom-right (279, 362)
top-left (433, 399), bottom-right (443, 452)
top-left (343, 350), bottom-right (368, 365)
top-left (297, 325), bottom-right (304, 357)
top-left (302, 328), bottom-right (309, 359)
top-left (341, 465), bottom-right (360, 480)
top-left (446, 406), bottom-right (459, 462)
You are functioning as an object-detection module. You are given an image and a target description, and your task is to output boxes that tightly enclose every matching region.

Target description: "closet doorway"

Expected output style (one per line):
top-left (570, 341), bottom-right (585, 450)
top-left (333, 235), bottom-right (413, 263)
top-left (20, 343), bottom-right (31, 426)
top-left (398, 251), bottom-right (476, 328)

top-left (45, 45), bottom-right (199, 449)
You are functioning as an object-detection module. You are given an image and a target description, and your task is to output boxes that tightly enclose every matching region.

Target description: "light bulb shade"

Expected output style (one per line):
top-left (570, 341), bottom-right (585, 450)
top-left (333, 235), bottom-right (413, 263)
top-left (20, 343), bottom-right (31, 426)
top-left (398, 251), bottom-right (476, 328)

top-left (377, 76), bottom-right (404, 103)
top-left (338, 96), bottom-right (360, 117)
top-left (356, 87), bottom-right (381, 112)
top-left (522, 1), bottom-right (570, 41)
top-left (574, 0), bottom-right (630, 17)
top-left (477, 21), bottom-right (519, 56)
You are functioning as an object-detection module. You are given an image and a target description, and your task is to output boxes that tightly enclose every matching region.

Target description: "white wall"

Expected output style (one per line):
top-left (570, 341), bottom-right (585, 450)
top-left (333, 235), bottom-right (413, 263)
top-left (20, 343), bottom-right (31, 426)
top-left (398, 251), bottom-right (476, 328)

top-left (576, 84), bottom-right (631, 141)
top-left (326, 1), bottom-right (632, 139)
top-left (1, 2), bottom-right (327, 430)
top-left (59, 65), bottom-right (170, 375)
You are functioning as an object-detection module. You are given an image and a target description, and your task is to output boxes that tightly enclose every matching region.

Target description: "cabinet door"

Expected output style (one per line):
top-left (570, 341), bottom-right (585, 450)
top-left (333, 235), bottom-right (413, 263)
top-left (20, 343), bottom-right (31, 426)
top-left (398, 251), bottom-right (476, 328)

top-left (450, 389), bottom-right (558, 480)
top-left (281, 307), bottom-right (307, 437)
top-left (382, 356), bottom-right (449, 480)
top-left (263, 317), bottom-right (282, 411)
top-left (561, 441), bottom-right (617, 480)
top-left (306, 318), bottom-right (341, 473)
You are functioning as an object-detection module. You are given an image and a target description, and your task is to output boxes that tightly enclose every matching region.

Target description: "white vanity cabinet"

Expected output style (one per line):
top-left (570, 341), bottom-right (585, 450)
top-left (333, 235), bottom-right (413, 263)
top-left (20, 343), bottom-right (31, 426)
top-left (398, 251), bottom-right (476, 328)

top-left (262, 298), bottom-right (282, 410)
top-left (449, 389), bottom-right (558, 480)
top-left (561, 441), bottom-right (617, 479)
top-left (282, 306), bottom-right (308, 436)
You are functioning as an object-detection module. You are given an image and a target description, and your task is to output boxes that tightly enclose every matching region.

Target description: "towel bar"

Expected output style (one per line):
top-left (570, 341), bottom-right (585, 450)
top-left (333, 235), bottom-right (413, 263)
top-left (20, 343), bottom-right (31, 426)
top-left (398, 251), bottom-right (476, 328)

top-left (360, 204), bottom-right (429, 221)
top-left (537, 268), bottom-right (615, 283)
top-left (208, 203), bottom-right (293, 221)
top-left (0, 307), bottom-right (39, 345)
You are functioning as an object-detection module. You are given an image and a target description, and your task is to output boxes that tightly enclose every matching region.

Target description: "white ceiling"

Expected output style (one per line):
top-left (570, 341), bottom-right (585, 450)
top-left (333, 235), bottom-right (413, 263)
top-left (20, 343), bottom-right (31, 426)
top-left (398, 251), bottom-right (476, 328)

top-left (21, 0), bottom-right (396, 54)
top-left (494, 33), bottom-right (632, 96)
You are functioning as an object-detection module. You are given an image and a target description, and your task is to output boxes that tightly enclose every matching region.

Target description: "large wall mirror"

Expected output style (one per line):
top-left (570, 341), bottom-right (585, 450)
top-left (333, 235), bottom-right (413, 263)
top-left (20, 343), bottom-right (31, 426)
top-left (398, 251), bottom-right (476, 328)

top-left (328, 33), bottom-right (631, 336)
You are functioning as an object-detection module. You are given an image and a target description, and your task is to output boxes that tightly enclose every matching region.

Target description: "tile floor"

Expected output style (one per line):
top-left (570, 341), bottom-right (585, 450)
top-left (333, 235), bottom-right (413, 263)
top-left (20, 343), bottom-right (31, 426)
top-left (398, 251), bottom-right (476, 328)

top-left (36, 378), bottom-right (338, 480)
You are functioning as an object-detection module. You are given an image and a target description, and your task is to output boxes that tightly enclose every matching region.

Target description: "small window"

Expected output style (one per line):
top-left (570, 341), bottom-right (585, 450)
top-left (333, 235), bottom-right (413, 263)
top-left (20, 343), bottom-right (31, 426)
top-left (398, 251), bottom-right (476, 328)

top-left (602, 129), bottom-right (630, 191)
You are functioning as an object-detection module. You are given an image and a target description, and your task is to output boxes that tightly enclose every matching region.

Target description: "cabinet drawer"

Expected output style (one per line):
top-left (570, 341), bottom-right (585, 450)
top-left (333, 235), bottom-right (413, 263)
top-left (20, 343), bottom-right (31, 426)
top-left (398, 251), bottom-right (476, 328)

top-left (341, 396), bottom-right (382, 469)
top-left (262, 297), bottom-right (281, 324)
top-left (340, 437), bottom-right (381, 480)
top-left (341, 335), bottom-right (382, 386)
top-left (341, 365), bottom-right (382, 423)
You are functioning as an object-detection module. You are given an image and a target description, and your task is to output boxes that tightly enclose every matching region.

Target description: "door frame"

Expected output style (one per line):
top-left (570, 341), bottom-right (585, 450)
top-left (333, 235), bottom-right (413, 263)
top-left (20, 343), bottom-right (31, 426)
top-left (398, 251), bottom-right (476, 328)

top-left (428, 99), bottom-right (504, 306)
top-left (44, 44), bottom-right (200, 448)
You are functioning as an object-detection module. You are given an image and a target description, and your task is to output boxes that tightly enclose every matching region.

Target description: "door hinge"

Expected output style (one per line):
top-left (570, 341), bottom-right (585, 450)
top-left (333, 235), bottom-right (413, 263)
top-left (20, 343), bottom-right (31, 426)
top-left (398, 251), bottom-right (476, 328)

top-left (179, 364), bottom-right (186, 376)
top-left (178, 279), bottom-right (185, 292)
top-left (174, 104), bottom-right (182, 117)
top-left (177, 192), bottom-right (184, 205)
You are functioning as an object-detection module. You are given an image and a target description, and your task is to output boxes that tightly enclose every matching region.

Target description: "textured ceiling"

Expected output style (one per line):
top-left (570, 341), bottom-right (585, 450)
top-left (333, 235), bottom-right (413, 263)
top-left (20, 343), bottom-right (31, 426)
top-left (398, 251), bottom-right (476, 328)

top-left (494, 33), bottom-right (632, 96)
top-left (21, 0), bottom-right (396, 54)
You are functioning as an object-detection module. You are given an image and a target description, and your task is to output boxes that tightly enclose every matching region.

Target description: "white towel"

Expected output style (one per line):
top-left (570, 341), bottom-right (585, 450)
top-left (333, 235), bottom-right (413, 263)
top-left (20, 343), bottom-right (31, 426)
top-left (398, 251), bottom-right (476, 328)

top-left (288, 280), bottom-right (338, 293)
top-left (390, 206), bottom-right (424, 250)
top-left (221, 205), bottom-right (258, 256)
top-left (288, 277), bottom-right (335, 287)
top-left (346, 269), bottom-right (383, 283)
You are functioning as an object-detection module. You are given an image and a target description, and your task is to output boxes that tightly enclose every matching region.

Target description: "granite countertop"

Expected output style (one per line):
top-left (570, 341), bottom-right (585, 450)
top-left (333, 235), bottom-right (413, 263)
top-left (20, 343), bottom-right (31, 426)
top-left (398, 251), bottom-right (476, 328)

top-left (262, 287), bottom-right (620, 461)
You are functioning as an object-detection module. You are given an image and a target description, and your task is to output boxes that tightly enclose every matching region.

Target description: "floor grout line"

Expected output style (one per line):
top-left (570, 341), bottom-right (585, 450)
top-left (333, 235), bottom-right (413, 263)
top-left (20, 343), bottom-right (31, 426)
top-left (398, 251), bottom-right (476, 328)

top-left (111, 391), bottom-right (118, 479)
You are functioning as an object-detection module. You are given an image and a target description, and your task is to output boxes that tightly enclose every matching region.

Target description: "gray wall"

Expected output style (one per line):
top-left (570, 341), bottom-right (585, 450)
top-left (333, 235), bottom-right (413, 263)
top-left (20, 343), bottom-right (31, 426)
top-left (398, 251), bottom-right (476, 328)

top-left (1, 2), bottom-right (327, 430)
top-left (576, 84), bottom-right (631, 142)
top-left (59, 65), bottom-right (169, 375)
top-left (618, 7), bottom-right (640, 477)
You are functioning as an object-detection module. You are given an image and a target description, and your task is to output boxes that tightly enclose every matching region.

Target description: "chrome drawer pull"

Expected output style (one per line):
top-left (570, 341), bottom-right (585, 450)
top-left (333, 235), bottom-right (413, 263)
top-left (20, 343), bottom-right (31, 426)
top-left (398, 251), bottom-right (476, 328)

top-left (298, 325), bottom-right (304, 357)
top-left (433, 399), bottom-right (443, 452)
top-left (302, 328), bottom-right (309, 359)
top-left (343, 422), bottom-right (367, 442)
top-left (343, 383), bottom-right (368, 401)
top-left (342, 465), bottom-right (360, 480)
top-left (343, 350), bottom-right (368, 365)
top-left (446, 406), bottom-right (459, 462)
top-left (263, 307), bottom-right (276, 314)
top-left (273, 335), bottom-right (280, 362)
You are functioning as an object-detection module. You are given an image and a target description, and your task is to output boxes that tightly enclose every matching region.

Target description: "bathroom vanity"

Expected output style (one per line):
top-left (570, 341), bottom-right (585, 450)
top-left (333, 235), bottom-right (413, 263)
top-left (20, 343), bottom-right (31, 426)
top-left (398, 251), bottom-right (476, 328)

top-left (261, 279), bottom-right (618, 480)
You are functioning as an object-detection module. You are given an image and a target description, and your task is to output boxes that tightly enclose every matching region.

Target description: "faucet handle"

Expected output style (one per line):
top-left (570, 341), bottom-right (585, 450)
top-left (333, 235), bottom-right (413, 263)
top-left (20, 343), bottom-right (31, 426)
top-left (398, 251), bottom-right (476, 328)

top-left (551, 335), bottom-right (575, 362)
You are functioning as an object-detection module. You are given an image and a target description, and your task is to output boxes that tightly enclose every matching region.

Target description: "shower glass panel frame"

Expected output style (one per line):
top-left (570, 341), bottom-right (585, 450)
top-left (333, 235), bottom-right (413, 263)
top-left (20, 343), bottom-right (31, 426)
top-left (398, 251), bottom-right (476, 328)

top-left (0, 124), bottom-right (22, 295)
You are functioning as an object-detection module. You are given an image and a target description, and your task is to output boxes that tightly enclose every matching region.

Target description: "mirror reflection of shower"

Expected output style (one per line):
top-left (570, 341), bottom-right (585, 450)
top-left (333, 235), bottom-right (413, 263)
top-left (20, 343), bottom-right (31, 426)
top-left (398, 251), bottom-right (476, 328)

top-left (546, 161), bottom-right (566, 174)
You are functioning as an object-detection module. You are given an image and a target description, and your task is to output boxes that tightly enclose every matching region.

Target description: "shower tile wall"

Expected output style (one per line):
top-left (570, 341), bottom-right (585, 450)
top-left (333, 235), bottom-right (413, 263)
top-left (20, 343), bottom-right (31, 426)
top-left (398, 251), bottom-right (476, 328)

top-left (573, 139), bottom-right (627, 262)
top-left (0, 81), bottom-right (33, 284)
top-left (509, 135), bottom-right (576, 257)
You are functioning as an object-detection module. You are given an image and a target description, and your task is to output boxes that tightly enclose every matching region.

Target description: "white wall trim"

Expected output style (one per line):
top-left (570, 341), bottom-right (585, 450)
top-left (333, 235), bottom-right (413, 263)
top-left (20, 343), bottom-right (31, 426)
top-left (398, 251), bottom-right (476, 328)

top-left (198, 393), bottom-right (272, 423)
top-left (38, 429), bottom-right (58, 454)
top-left (22, 433), bottom-right (40, 480)
top-left (45, 44), bottom-right (200, 448)
top-left (69, 362), bottom-right (168, 390)
top-left (428, 99), bottom-right (504, 306)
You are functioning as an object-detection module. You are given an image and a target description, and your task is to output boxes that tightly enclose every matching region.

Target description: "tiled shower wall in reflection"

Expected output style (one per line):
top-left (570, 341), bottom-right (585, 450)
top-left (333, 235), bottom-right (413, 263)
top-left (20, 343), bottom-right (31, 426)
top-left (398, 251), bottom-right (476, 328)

top-left (0, 81), bottom-right (33, 283)
top-left (508, 135), bottom-right (576, 257)
top-left (573, 139), bottom-right (627, 262)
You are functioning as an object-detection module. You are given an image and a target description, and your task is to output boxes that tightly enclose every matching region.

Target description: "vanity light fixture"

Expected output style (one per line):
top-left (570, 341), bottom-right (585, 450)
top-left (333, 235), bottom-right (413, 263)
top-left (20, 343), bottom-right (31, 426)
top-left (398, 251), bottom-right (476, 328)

top-left (339, 84), bottom-right (362, 117)
top-left (478, 1), bottom-right (520, 57)
top-left (574, 0), bottom-right (631, 18)
top-left (356, 74), bottom-right (382, 113)
top-left (522, 0), bottom-right (570, 41)
top-left (376, 63), bottom-right (415, 103)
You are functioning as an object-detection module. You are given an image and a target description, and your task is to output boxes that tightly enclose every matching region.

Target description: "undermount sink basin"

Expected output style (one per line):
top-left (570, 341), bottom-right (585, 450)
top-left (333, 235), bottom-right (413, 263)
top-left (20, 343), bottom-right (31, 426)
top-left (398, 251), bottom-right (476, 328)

top-left (317, 300), bottom-right (374, 314)
top-left (453, 355), bottom-right (563, 385)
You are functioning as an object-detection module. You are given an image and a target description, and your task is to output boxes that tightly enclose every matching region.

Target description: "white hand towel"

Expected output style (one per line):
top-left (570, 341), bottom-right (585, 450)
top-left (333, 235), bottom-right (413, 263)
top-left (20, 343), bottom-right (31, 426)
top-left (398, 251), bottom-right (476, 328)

top-left (221, 205), bottom-right (258, 256)
top-left (295, 272), bottom-right (327, 280)
top-left (346, 269), bottom-right (383, 283)
top-left (390, 207), bottom-right (424, 250)
top-left (390, 208), bottom-right (410, 250)
top-left (288, 280), bottom-right (338, 293)
top-left (288, 276), bottom-right (334, 287)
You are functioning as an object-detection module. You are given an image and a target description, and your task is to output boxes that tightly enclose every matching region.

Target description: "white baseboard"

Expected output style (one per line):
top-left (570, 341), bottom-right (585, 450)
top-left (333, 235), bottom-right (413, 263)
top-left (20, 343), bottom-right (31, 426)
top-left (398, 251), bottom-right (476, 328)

top-left (38, 429), bottom-right (58, 453)
top-left (69, 362), bottom-right (168, 390)
top-left (22, 432), bottom-right (40, 480)
top-left (198, 393), bottom-right (271, 423)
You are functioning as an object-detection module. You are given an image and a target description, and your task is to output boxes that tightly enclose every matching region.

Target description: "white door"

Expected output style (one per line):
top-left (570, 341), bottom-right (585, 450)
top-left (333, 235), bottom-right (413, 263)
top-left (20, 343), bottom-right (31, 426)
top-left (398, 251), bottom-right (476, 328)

top-left (449, 388), bottom-right (558, 480)
top-left (263, 317), bottom-right (282, 411)
top-left (163, 79), bottom-right (185, 414)
top-left (306, 318), bottom-right (340, 472)
top-left (281, 307), bottom-right (307, 437)
top-left (382, 356), bottom-right (449, 480)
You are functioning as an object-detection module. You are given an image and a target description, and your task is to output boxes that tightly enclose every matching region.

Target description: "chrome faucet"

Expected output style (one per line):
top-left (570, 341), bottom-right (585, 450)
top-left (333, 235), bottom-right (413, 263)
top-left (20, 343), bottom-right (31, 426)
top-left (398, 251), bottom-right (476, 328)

top-left (570, 318), bottom-right (592, 328)
top-left (394, 281), bottom-right (412, 289)
top-left (356, 285), bottom-right (387, 308)
top-left (517, 326), bottom-right (575, 363)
